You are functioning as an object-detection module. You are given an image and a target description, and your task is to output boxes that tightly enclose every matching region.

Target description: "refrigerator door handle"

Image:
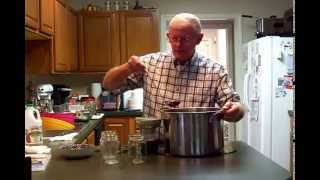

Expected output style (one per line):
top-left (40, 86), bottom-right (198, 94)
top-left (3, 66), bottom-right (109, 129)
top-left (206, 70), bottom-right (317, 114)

top-left (243, 72), bottom-right (251, 110)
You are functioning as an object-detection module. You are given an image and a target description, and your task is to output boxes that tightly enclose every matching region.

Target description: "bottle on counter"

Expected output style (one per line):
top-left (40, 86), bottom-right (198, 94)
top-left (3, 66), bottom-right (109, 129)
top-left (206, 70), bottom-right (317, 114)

top-left (123, 0), bottom-right (129, 10)
top-left (25, 104), bottom-right (43, 146)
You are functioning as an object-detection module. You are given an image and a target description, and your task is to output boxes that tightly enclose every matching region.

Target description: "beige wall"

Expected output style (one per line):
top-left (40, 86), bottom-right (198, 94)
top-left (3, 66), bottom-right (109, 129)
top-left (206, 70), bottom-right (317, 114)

top-left (26, 74), bottom-right (104, 100)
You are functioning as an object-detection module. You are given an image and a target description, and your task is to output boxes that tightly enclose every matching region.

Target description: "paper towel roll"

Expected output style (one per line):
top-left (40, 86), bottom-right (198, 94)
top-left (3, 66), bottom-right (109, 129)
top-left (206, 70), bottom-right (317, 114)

top-left (91, 83), bottom-right (102, 100)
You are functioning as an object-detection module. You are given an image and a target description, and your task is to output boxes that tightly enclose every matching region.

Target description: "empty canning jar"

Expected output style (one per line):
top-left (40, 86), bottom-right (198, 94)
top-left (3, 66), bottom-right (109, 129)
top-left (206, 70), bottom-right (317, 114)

top-left (128, 134), bottom-right (144, 164)
top-left (100, 130), bottom-right (120, 165)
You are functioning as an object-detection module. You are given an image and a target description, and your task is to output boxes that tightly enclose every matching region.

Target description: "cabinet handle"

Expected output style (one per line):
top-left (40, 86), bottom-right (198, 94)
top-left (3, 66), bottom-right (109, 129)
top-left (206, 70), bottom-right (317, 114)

top-left (108, 124), bottom-right (123, 127)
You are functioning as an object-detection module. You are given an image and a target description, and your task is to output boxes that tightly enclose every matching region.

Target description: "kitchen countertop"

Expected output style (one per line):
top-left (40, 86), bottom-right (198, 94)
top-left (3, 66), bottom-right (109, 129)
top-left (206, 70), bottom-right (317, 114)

top-left (32, 141), bottom-right (290, 180)
top-left (99, 109), bottom-right (143, 117)
top-left (42, 118), bottom-right (104, 145)
top-left (42, 110), bottom-right (143, 146)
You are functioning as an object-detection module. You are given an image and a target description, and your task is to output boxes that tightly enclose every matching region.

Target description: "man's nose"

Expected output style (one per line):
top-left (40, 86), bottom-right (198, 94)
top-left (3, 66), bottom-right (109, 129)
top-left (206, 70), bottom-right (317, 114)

top-left (172, 40), bottom-right (182, 47)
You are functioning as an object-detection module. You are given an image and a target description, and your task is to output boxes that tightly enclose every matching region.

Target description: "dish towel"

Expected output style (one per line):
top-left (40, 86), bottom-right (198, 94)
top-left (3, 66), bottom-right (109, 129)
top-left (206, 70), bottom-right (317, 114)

top-left (48, 132), bottom-right (79, 142)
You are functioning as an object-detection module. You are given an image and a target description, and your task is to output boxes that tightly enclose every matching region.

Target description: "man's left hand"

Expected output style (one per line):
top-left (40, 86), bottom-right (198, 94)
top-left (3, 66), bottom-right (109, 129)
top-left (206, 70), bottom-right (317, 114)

top-left (221, 101), bottom-right (245, 122)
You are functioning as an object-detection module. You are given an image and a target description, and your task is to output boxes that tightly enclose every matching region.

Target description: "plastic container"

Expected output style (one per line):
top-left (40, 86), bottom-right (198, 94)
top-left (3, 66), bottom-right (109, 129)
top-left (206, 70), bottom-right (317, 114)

top-left (100, 91), bottom-right (117, 110)
top-left (25, 105), bottom-right (43, 145)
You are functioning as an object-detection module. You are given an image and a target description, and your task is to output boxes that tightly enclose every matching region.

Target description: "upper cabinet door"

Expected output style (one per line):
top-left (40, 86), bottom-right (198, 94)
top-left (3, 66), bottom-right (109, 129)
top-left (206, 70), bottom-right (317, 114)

top-left (78, 12), bottom-right (120, 72)
top-left (119, 10), bottom-right (160, 64)
top-left (40, 0), bottom-right (54, 35)
top-left (66, 9), bottom-right (78, 72)
top-left (54, 0), bottom-right (68, 72)
top-left (54, 0), bottom-right (79, 73)
top-left (25, 0), bottom-right (40, 30)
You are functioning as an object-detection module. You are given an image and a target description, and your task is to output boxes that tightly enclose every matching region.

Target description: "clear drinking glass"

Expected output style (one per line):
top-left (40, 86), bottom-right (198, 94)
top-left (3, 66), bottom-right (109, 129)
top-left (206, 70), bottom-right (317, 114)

top-left (128, 134), bottom-right (144, 164)
top-left (100, 130), bottom-right (120, 165)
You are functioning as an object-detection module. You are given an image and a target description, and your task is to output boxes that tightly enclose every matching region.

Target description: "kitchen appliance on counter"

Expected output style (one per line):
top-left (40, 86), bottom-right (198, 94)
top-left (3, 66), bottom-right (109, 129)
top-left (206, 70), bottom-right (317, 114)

top-left (136, 117), bottom-right (162, 155)
top-left (36, 84), bottom-right (54, 113)
top-left (51, 84), bottom-right (72, 112)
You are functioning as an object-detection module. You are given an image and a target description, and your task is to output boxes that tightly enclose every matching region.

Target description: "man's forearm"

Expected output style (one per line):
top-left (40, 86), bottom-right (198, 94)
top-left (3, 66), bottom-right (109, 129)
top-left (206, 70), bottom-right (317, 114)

top-left (103, 63), bottom-right (132, 90)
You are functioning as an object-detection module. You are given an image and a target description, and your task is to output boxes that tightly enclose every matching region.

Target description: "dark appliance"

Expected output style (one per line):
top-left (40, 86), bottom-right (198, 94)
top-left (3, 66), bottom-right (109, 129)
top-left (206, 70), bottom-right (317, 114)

top-left (51, 84), bottom-right (72, 112)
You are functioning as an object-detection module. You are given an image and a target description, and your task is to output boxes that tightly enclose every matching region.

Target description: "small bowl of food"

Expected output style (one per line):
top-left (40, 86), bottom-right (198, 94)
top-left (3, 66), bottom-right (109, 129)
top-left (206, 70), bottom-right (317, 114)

top-left (58, 143), bottom-right (96, 160)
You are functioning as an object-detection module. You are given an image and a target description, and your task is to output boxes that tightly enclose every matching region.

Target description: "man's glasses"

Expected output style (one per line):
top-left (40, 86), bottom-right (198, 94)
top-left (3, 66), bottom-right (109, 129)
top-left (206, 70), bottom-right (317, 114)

top-left (167, 34), bottom-right (194, 44)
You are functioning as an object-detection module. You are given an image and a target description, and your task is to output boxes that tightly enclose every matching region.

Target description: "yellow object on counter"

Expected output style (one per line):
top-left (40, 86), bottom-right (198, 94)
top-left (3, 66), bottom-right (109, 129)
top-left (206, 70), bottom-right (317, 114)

top-left (42, 117), bottom-right (75, 130)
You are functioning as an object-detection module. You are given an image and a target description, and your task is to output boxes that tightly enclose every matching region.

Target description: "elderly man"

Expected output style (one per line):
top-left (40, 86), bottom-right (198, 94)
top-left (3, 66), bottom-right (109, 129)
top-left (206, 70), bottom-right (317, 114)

top-left (103, 13), bottom-right (245, 122)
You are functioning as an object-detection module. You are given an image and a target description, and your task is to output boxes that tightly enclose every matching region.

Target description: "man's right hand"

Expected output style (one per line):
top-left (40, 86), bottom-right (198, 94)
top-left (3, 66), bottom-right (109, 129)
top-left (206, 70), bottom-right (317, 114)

top-left (128, 55), bottom-right (147, 73)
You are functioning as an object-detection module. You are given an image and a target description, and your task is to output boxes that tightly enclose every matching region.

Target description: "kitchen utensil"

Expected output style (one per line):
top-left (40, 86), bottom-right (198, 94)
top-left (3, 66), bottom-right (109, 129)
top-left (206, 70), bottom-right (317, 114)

top-left (162, 107), bottom-right (224, 157)
top-left (135, 117), bottom-right (162, 141)
top-left (136, 117), bottom-right (162, 155)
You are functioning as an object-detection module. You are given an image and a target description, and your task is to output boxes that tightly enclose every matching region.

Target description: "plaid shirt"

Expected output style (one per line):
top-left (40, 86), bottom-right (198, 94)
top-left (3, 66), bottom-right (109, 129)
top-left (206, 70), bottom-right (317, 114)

top-left (119, 51), bottom-right (240, 118)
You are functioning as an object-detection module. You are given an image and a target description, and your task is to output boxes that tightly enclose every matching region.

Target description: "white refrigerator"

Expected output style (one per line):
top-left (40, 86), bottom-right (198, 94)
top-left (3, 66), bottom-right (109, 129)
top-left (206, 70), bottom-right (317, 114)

top-left (243, 36), bottom-right (294, 170)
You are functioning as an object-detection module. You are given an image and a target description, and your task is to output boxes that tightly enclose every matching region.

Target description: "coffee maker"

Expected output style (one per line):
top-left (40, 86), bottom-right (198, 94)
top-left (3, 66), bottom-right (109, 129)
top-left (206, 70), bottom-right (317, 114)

top-left (36, 84), bottom-right (54, 113)
top-left (51, 84), bottom-right (72, 112)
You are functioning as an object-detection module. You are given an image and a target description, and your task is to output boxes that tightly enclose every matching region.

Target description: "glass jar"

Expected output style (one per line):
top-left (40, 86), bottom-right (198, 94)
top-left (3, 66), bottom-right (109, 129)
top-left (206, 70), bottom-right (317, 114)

top-left (128, 134), bottom-right (144, 164)
top-left (114, 0), bottom-right (120, 11)
top-left (104, 1), bottom-right (111, 11)
top-left (100, 131), bottom-right (120, 165)
top-left (123, 1), bottom-right (129, 10)
top-left (223, 121), bottom-right (236, 154)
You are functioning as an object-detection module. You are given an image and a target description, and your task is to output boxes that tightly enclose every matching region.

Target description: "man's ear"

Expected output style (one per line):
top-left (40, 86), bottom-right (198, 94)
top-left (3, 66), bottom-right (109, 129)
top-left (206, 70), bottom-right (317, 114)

top-left (196, 33), bottom-right (204, 44)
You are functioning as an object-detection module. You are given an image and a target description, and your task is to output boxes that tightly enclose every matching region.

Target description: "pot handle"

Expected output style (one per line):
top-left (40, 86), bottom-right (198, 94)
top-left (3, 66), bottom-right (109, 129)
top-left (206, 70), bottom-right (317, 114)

top-left (160, 108), bottom-right (170, 121)
top-left (212, 108), bottom-right (224, 120)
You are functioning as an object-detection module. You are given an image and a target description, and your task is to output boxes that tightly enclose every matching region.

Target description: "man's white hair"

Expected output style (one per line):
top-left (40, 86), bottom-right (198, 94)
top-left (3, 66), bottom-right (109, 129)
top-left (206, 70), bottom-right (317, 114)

top-left (169, 13), bottom-right (202, 34)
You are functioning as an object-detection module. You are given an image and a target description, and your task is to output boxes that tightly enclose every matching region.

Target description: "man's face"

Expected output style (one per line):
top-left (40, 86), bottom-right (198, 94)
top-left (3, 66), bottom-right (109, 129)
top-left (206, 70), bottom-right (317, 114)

top-left (167, 21), bottom-right (203, 63)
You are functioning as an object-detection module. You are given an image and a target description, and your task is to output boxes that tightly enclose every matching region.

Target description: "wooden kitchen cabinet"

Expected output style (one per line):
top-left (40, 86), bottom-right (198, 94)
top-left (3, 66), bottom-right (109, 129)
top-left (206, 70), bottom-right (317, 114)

top-left (54, 0), bottom-right (78, 72)
top-left (25, 0), bottom-right (40, 30)
top-left (119, 10), bottom-right (160, 64)
top-left (103, 117), bottom-right (136, 145)
top-left (40, 0), bottom-right (55, 35)
top-left (78, 9), bottom-right (159, 72)
top-left (78, 11), bottom-right (120, 72)
top-left (81, 131), bottom-right (95, 145)
top-left (25, 0), bottom-right (54, 37)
